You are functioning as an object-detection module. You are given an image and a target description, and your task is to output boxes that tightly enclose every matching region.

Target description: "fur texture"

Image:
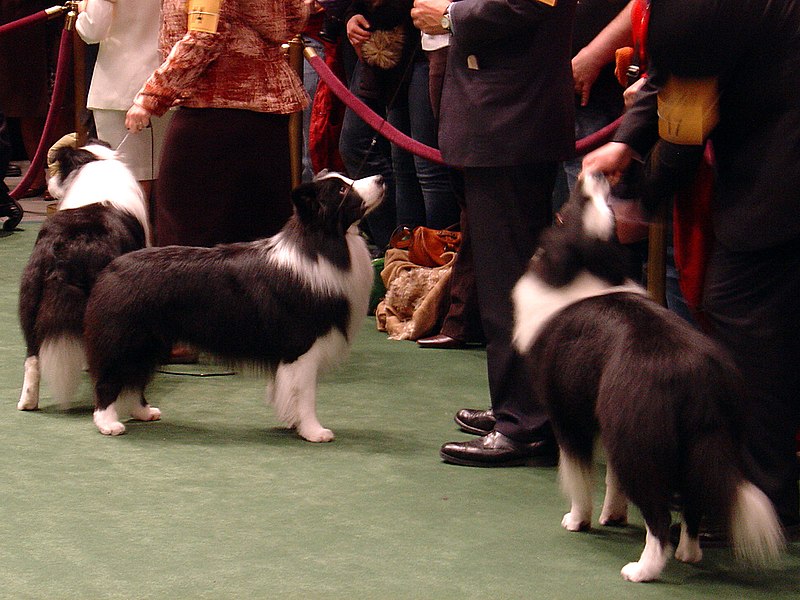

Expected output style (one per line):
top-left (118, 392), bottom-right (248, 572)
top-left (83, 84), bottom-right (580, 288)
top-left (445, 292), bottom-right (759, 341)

top-left (17, 144), bottom-right (150, 411)
top-left (83, 172), bottom-right (385, 442)
top-left (512, 172), bottom-right (784, 582)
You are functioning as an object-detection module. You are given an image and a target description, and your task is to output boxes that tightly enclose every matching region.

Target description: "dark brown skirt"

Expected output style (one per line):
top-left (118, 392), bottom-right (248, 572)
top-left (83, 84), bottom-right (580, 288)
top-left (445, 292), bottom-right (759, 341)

top-left (155, 107), bottom-right (293, 247)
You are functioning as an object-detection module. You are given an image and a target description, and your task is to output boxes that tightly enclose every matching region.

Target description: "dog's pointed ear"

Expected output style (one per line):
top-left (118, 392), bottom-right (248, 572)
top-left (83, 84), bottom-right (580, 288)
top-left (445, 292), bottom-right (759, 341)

top-left (291, 181), bottom-right (318, 223)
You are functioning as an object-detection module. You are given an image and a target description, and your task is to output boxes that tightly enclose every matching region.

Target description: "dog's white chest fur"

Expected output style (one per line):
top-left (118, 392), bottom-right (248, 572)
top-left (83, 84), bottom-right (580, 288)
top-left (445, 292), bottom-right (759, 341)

top-left (512, 270), bottom-right (645, 354)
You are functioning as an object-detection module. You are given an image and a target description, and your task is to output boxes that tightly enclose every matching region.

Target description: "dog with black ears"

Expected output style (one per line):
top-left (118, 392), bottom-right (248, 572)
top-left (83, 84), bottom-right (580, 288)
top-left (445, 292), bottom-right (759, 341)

top-left (512, 172), bottom-right (784, 582)
top-left (82, 171), bottom-right (384, 442)
top-left (18, 143), bottom-right (151, 411)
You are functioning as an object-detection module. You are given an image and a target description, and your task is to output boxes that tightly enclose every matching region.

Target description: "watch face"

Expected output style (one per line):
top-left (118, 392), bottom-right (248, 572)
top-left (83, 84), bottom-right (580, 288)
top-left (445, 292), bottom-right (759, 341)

top-left (440, 14), bottom-right (450, 30)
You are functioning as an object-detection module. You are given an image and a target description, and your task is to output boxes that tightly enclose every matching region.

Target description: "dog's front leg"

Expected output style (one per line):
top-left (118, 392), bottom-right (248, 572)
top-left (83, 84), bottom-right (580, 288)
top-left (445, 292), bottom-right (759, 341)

top-left (17, 355), bottom-right (40, 410)
top-left (271, 351), bottom-right (334, 443)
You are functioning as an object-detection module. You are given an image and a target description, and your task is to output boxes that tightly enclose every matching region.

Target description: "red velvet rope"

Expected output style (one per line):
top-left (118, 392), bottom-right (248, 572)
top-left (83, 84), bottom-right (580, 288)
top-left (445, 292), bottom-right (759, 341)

top-left (304, 48), bottom-right (622, 167)
top-left (305, 49), bottom-right (448, 165)
top-left (10, 26), bottom-right (73, 199)
top-left (0, 9), bottom-right (53, 36)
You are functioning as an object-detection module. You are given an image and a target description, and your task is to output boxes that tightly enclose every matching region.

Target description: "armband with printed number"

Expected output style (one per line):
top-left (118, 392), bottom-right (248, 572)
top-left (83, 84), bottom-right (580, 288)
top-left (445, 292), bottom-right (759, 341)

top-left (187, 0), bottom-right (221, 33)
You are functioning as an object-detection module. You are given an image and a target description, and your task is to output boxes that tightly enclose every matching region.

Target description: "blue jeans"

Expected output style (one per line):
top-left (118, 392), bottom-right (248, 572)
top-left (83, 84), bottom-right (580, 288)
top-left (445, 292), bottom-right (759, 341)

top-left (340, 60), bottom-right (458, 249)
top-left (391, 59), bottom-right (458, 230)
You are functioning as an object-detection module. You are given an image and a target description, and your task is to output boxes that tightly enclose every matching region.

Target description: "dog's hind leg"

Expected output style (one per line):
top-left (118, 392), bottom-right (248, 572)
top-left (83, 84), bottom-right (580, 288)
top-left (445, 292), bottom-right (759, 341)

top-left (128, 393), bottom-right (161, 423)
top-left (620, 525), bottom-right (671, 582)
top-left (17, 355), bottom-right (40, 410)
top-left (559, 451), bottom-right (594, 531)
top-left (674, 520), bottom-right (703, 564)
top-left (271, 350), bottom-right (333, 443)
top-left (599, 463), bottom-right (628, 526)
top-left (620, 508), bottom-right (672, 582)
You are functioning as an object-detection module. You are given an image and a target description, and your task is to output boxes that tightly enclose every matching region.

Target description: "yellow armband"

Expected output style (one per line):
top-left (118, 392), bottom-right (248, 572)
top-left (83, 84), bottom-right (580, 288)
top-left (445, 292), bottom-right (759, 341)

top-left (187, 0), bottom-right (221, 34)
top-left (657, 76), bottom-right (719, 145)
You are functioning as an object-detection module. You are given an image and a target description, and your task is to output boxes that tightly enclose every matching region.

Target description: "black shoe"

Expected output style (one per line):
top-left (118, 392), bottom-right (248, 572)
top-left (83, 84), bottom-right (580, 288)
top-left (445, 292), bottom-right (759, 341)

top-left (417, 334), bottom-right (467, 349)
top-left (0, 196), bottom-right (23, 231)
top-left (454, 408), bottom-right (495, 435)
top-left (5, 163), bottom-right (21, 177)
top-left (439, 430), bottom-right (558, 467)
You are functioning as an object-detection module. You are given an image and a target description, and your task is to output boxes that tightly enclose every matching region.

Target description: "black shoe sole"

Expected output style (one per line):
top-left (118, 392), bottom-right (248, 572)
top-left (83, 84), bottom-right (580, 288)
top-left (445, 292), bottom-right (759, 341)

top-left (453, 415), bottom-right (493, 436)
top-left (439, 449), bottom-right (558, 468)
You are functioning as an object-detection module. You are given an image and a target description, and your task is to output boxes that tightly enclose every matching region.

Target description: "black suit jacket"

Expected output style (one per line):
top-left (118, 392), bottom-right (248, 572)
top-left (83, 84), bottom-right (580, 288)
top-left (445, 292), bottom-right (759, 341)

top-left (614, 0), bottom-right (800, 251)
top-left (438, 0), bottom-right (577, 168)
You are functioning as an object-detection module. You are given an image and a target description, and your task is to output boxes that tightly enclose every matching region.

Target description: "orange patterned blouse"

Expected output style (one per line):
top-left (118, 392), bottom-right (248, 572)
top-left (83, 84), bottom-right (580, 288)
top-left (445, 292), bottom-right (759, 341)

top-left (134, 0), bottom-right (310, 116)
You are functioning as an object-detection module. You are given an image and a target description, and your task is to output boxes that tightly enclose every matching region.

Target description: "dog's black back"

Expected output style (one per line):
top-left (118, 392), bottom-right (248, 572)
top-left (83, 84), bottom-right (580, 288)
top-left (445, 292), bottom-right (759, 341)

top-left (19, 203), bottom-right (147, 356)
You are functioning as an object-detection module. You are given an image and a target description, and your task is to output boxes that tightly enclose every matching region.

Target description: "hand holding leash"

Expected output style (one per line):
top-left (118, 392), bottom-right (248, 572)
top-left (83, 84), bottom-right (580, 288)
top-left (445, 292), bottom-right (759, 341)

top-left (125, 102), bottom-right (152, 133)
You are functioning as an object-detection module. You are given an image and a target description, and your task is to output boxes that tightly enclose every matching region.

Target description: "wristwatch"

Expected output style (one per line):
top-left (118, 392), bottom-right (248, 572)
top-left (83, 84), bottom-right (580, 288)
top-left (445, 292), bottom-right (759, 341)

top-left (440, 5), bottom-right (452, 32)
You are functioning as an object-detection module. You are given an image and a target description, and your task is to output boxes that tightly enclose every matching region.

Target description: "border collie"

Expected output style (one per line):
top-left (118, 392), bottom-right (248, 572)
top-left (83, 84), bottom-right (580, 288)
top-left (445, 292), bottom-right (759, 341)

top-left (512, 172), bottom-right (784, 582)
top-left (82, 172), bottom-right (384, 442)
top-left (17, 143), bottom-right (150, 411)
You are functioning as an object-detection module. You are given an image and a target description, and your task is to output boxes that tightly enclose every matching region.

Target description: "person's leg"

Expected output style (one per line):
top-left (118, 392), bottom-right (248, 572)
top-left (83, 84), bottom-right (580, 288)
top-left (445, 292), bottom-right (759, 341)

top-left (405, 59), bottom-right (459, 229)
top-left (388, 103), bottom-right (425, 228)
top-left (339, 61), bottom-right (396, 250)
top-left (703, 239), bottom-right (800, 529)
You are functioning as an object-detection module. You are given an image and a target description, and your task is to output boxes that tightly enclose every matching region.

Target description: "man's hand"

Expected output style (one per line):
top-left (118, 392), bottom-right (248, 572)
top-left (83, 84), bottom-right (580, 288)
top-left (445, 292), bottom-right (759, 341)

top-left (411, 0), bottom-right (451, 35)
top-left (571, 47), bottom-right (604, 107)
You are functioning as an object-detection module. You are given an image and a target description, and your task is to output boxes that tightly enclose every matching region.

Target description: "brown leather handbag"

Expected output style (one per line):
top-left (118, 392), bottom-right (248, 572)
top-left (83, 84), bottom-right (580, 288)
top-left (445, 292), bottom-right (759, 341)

top-left (389, 225), bottom-right (462, 268)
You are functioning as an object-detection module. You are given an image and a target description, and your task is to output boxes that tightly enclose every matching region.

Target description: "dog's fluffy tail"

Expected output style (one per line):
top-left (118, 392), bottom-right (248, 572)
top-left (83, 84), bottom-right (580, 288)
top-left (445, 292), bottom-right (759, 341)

top-left (39, 335), bottom-right (85, 407)
top-left (730, 481), bottom-right (785, 566)
top-left (686, 433), bottom-right (784, 566)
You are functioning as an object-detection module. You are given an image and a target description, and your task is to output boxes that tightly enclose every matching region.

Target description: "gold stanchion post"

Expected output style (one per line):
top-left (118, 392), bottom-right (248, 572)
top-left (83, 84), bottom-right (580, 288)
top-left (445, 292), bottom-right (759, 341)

top-left (646, 202), bottom-right (668, 306)
top-left (284, 36), bottom-right (305, 188)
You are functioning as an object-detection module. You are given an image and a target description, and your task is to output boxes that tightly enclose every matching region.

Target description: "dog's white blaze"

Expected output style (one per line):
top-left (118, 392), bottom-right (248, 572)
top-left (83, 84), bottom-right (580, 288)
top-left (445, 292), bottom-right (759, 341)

top-left (512, 270), bottom-right (645, 353)
top-left (51, 146), bottom-right (152, 245)
top-left (621, 527), bottom-right (671, 582)
top-left (317, 171), bottom-right (385, 215)
top-left (581, 173), bottom-right (615, 241)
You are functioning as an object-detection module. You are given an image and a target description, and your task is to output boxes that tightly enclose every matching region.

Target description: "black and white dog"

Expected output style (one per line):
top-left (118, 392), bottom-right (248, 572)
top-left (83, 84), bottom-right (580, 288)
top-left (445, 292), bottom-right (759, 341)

top-left (18, 143), bottom-right (150, 411)
top-left (512, 173), bottom-right (784, 582)
top-left (82, 172), bottom-right (384, 442)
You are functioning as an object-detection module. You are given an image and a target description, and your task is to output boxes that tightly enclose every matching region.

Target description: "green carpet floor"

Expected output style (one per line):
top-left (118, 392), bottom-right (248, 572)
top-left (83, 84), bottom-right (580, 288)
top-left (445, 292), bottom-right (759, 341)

top-left (1, 224), bottom-right (798, 599)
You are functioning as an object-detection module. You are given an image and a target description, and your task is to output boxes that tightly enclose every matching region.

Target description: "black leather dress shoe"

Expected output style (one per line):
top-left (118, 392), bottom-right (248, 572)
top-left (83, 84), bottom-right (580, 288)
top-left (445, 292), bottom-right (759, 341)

top-left (0, 195), bottom-right (23, 231)
top-left (440, 430), bottom-right (558, 467)
top-left (454, 408), bottom-right (495, 435)
top-left (416, 334), bottom-right (467, 349)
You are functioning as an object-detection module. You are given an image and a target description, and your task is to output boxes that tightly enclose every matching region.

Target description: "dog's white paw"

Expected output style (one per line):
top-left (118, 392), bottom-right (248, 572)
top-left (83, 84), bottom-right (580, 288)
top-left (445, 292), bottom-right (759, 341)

top-left (131, 405), bottom-right (161, 422)
top-left (599, 512), bottom-right (628, 527)
top-left (299, 426), bottom-right (335, 443)
top-left (562, 512), bottom-right (590, 532)
top-left (94, 408), bottom-right (126, 436)
top-left (17, 392), bottom-right (39, 411)
top-left (621, 561), bottom-right (653, 582)
top-left (97, 421), bottom-right (126, 436)
top-left (675, 539), bottom-right (703, 563)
